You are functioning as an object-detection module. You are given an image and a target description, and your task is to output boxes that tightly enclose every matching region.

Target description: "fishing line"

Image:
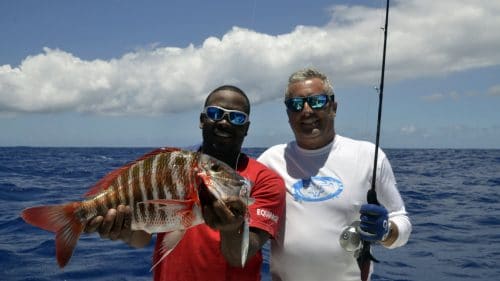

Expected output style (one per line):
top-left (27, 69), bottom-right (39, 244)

top-left (361, 0), bottom-right (386, 144)
top-left (370, 0), bottom-right (390, 200)
top-left (250, 0), bottom-right (257, 30)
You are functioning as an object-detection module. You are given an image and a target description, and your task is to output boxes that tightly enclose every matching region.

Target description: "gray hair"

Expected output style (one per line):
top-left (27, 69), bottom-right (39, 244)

top-left (285, 68), bottom-right (334, 98)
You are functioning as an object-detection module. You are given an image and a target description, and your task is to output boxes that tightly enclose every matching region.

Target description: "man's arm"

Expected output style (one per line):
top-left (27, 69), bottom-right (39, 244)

top-left (84, 205), bottom-right (152, 248)
top-left (202, 197), bottom-right (269, 267)
top-left (375, 155), bottom-right (412, 248)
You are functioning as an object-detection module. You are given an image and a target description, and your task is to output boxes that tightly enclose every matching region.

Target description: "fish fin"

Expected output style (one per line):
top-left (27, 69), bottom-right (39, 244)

top-left (84, 166), bottom-right (128, 196)
top-left (138, 199), bottom-right (197, 229)
top-left (241, 215), bottom-right (250, 267)
top-left (132, 147), bottom-right (182, 163)
top-left (21, 202), bottom-right (84, 268)
top-left (150, 229), bottom-right (186, 271)
top-left (85, 147), bottom-right (182, 196)
top-left (146, 199), bottom-right (197, 228)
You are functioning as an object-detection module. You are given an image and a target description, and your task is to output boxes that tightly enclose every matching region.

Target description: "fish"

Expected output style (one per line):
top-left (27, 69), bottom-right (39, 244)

top-left (20, 147), bottom-right (253, 269)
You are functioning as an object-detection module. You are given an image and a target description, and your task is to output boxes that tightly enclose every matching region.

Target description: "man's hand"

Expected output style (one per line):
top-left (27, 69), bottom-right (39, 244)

top-left (202, 196), bottom-right (247, 232)
top-left (358, 204), bottom-right (390, 242)
top-left (198, 182), bottom-right (247, 232)
top-left (202, 196), bottom-right (252, 267)
top-left (84, 205), bottom-right (133, 241)
top-left (84, 205), bottom-right (151, 248)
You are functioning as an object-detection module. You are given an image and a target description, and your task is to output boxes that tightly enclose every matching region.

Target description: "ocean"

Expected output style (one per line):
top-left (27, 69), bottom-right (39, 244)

top-left (1, 147), bottom-right (499, 281)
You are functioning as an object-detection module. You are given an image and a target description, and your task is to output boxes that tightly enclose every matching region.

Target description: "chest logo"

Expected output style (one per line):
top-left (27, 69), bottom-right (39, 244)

top-left (292, 176), bottom-right (344, 202)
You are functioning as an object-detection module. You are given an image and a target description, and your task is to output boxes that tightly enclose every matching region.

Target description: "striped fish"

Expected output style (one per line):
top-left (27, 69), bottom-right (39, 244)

top-left (21, 147), bottom-right (253, 269)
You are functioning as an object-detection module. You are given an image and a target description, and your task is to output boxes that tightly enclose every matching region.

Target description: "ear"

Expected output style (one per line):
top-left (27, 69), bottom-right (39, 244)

top-left (329, 101), bottom-right (338, 118)
top-left (199, 113), bottom-right (205, 129)
top-left (243, 122), bottom-right (250, 136)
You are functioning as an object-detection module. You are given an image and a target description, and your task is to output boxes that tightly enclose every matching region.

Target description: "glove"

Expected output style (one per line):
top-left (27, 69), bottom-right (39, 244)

top-left (358, 204), bottom-right (390, 242)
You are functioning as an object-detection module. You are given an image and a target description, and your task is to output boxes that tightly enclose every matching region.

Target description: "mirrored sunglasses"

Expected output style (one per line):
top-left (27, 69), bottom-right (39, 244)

top-left (284, 93), bottom-right (334, 112)
top-left (203, 106), bottom-right (249, 125)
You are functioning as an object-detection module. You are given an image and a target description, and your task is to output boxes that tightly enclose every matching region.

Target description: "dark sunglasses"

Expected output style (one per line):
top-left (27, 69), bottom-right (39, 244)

top-left (284, 93), bottom-right (334, 112)
top-left (203, 105), bottom-right (249, 125)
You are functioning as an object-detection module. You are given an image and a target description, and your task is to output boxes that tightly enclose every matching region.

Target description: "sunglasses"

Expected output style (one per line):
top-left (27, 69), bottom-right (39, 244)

top-left (284, 93), bottom-right (334, 112)
top-left (203, 105), bottom-right (249, 125)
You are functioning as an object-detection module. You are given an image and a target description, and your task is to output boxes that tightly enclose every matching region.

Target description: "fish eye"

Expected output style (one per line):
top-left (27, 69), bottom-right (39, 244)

top-left (211, 163), bottom-right (221, 171)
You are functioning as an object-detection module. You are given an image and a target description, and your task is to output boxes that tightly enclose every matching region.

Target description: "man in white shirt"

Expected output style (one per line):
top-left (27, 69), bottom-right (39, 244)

top-left (258, 68), bottom-right (412, 281)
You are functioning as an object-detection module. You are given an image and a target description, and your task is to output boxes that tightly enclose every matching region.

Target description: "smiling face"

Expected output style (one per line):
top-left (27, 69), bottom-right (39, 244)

top-left (286, 77), bottom-right (337, 150)
top-left (200, 89), bottom-right (250, 160)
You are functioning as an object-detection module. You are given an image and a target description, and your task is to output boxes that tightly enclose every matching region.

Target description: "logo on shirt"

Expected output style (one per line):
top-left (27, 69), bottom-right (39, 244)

top-left (256, 208), bottom-right (279, 223)
top-left (292, 176), bottom-right (344, 202)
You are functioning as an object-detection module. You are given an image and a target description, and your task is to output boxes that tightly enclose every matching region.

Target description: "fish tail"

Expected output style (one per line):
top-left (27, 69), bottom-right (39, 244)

top-left (21, 202), bottom-right (84, 268)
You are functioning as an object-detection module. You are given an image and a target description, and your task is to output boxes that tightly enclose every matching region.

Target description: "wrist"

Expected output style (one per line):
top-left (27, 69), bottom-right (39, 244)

top-left (380, 221), bottom-right (398, 246)
top-left (127, 231), bottom-right (151, 248)
top-left (219, 221), bottom-right (244, 236)
top-left (382, 221), bottom-right (391, 241)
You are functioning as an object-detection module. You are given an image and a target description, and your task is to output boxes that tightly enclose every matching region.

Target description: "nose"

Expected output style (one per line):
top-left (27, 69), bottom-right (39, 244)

top-left (302, 101), bottom-right (314, 114)
top-left (217, 113), bottom-right (233, 125)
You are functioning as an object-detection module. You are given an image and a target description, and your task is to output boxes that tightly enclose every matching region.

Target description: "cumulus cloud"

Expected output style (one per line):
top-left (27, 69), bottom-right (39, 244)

top-left (1, 0), bottom-right (499, 115)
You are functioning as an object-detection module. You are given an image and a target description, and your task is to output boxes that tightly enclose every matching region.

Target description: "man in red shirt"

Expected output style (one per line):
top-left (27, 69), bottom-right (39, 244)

top-left (85, 85), bottom-right (286, 281)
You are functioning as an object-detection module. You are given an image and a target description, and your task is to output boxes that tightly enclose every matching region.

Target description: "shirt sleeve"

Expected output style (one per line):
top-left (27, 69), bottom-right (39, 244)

top-left (247, 161), bottom-right (286, 239)
top-left (377, 153), bottom-right (412, 249)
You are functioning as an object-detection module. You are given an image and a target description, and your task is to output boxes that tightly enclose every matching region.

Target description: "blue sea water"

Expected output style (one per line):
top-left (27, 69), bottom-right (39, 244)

top-left (1, 147), bottom-right (499, 281)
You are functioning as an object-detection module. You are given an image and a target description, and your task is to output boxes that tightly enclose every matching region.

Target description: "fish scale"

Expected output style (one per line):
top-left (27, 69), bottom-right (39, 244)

top-left (98, 151), bottom-right (195, 228)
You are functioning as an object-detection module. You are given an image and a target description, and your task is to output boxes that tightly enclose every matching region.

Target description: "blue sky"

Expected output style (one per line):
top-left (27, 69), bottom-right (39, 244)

top-left (1, 0), bottom-right (499, 149)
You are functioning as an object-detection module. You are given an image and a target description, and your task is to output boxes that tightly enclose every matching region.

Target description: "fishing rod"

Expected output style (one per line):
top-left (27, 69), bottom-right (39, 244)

top-left (359, 1), bottom-right (391, 280)
top-left (369, 0), bottom-right (390, 204)
top-left (339, 1), bottom-right (390, 280)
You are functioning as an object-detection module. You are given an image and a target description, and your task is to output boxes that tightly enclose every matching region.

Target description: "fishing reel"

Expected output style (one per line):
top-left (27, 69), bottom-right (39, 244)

top-left (338, 221), bottom-right (363, 257)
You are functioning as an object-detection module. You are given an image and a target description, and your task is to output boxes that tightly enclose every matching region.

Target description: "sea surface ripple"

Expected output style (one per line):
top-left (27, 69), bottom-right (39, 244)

top-left (1, 147), bottom-right (499, 280)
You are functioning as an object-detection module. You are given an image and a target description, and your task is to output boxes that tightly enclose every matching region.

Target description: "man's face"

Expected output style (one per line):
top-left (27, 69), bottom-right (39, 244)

top-left (200, 90), bottom-right (250, 155)
top-left (286, 78), bottom-right (337, 149)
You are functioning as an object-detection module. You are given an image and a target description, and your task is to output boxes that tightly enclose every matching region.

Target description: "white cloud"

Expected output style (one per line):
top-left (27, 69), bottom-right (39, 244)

top-left (421, 90), bottom-right (462, 102)
top-left (421, 93), bottom-right (446, 102)
top-left (487, 84), bottom-right (500, 96)
top-left (1, 0), bottom-right (499, 115)
top-left (449, 91), bottom-right (460, 100)
top-left (400, 124), bottom-right (417, 135)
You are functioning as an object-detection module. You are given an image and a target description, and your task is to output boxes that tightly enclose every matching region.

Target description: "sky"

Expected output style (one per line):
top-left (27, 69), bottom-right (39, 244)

top-left (1, 0), bottom-right (499, 149)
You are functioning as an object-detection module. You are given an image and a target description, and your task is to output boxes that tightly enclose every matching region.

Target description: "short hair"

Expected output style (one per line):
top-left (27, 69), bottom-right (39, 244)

top-left (204, 85), bottom-right (250, 114)
top-left (285, 68), bottom-right (335, 98)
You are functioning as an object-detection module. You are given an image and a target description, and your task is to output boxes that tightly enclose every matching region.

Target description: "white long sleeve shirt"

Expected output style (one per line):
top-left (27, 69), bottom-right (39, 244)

top-left (258, 135), bottom-right (412, 281)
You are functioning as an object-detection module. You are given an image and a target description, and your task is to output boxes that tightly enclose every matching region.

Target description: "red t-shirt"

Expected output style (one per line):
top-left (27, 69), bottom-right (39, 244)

top-left (153, 154), bottom-right (285, 281)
